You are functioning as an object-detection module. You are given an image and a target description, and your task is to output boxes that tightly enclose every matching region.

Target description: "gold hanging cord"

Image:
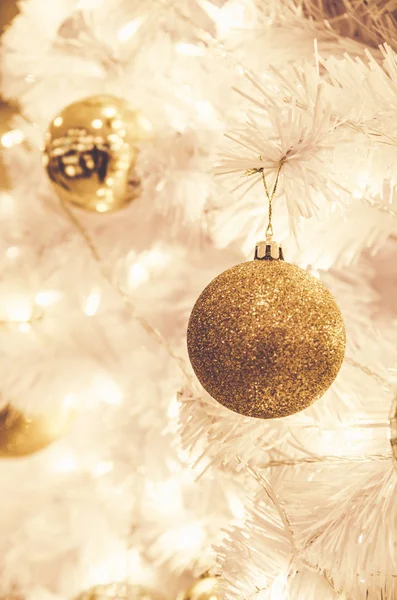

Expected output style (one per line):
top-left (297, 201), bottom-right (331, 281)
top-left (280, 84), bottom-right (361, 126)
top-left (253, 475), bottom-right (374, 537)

top-left (246, 158), bottom-right (284, 241)
top-left (261, 162), bottom-right (283, 240)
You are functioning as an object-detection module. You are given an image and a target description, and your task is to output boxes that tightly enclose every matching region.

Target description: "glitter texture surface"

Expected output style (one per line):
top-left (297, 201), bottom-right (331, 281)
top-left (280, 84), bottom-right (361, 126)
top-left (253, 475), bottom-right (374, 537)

top-left (187, 259), bottom-right (346, 419)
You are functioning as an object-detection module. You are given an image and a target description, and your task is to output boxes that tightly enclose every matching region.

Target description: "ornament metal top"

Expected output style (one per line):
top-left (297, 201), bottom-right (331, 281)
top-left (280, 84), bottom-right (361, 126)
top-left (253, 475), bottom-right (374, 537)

top-left (43, 95), bottom-right (151, 213)
top-left (187, 240), bottom-right (346, 419)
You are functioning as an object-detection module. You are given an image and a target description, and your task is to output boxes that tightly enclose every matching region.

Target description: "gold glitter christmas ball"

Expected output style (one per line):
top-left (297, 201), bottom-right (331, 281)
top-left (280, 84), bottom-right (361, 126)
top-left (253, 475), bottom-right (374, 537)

top-left (43, 95), bottom-right (151, 213)
top-left (187, 254), bottom-right (346, 419)
top-left (178, 576), bottom-right (219, 600)
top-left (74, 582), bottom-right (164, 600)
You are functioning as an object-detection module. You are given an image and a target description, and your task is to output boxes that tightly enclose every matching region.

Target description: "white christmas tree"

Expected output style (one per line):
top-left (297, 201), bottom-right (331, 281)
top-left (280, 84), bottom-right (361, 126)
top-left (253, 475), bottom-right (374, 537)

top-left (0, 1), bottom-right (397, 600)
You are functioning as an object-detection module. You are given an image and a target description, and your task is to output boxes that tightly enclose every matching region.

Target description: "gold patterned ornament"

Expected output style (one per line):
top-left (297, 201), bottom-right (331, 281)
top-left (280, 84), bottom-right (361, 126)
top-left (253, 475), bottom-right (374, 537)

top-left (0, 404), bottom-right (73, 458)
top-left (43, 95), bottom-right (151, 213)
top-left (187, 240), bottom-right (346, 419)
top-left (178, 575), bottom-right (219, 600)
top-left (74, 583), bottom-right (164, 600)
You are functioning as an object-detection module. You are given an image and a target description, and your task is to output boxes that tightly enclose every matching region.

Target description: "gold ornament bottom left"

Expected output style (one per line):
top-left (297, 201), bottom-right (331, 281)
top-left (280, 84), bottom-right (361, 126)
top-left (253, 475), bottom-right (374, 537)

top-left (74, 583), bottom-right (165, 600)
top-left (0, 404), bottom-right (73, 458)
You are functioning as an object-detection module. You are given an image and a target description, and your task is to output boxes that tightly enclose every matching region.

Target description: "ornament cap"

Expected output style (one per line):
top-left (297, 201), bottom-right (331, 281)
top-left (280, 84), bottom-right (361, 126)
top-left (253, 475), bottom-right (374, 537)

top-left (254, 240), bottom-right (284, 261)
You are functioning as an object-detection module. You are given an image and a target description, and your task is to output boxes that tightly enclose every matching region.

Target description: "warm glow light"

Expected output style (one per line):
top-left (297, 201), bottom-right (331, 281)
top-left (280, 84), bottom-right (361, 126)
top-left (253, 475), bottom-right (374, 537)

top-left (353, 171), bottom-right (369, 199)
top-left (92, 460), bottom-right (114, 477)
top-left (128, 249), bottom-right (169, 289)
top-left (76, 0), bottom-right (104, 8)
top-left (195, 99), bottom-right (216, 120)
top-left (200, 0), bottom-right (219, 20)
top-left (144, 249), bottom-right (163, 267)
top-left (52, 450), bottom-right (79, 473)
top-left (111, 119), bottom-right (123, 130)
top-left (137, 114), bottom-right (153, 133)
top-left (1, 294), bottom-right (32, 322)
top-left (91, 119), bottom-right (103, 129)
top-left (172, 521), bottom-right (205, 550)
top-left (95, 201), bottom-right (109, 213)
top-left (1, 129), bottom-right (25, 148)
top-left (6, 246), bottom-right (19, 259)
top-left (35, 289), bottom-right (61, 307)
top-left (127, 548), bottom-right (144, 578)
top-left (0, 192), bottom-right (15, 214)
top-left (103, 107), bottom-right (117, 118)
top-left (84, 288), bottom-right (101, 316)
top-left (86, 549), bottom-right (128, 585)
top-left (118, 17), bottom-right (143, 41)
top-left (167, 396), bottom-right (180, 420)
top-left (63, 393), bottom-right (77, 409)
top-left (169, 117), bottom-right (187, 132)
top-left (202, 0), bottom-right (255, 34)
top-left (128, 263), bottom-right (150, 288)
top-left (194, 578), bottom-right (218, 598)
top-left (146, 478), bottom-right (183, 515)
top-left (309, 268), bottom-right (320, 279)
top-left (217, 5), bottom-right (245, 34)
top-left (107, 133), bottom-right (121, 144)
top-left (87, 548), bottom-right (153, 587)
top-left (175, 42), bottom-right (205, 56)
top-left (228, 493), bottom-right (245, 520)
top-left (18, 322), bottom-right (31, 333)
top-left (269, 575), bottom-right (289, 599)
top-left (91, 373), bottom-right (123, 406)
top-left (53, 116), bottom-right (63, 127)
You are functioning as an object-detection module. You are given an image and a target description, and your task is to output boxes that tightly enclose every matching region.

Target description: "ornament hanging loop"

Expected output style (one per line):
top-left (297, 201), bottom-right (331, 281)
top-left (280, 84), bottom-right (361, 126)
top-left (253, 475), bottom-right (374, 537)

top-left (261, 159), bottom-right (283, 242)
top-left (245, 158), bottom-right (284, 260)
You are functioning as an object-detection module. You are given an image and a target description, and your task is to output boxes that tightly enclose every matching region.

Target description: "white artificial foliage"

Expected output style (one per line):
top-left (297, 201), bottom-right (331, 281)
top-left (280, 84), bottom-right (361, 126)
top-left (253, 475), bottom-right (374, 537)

top-left (1, 1), bottom-right (397, 599)
top-left (217, 491), bottom-right (294, 599)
